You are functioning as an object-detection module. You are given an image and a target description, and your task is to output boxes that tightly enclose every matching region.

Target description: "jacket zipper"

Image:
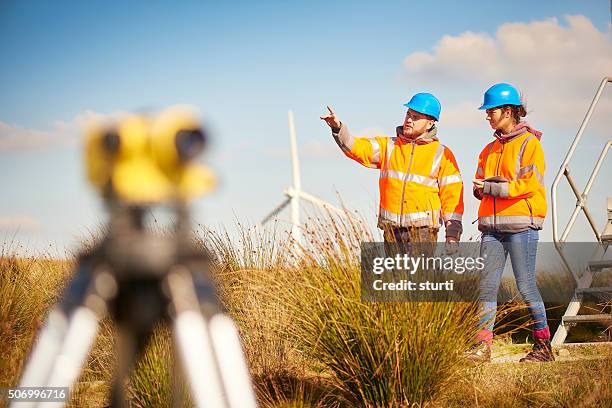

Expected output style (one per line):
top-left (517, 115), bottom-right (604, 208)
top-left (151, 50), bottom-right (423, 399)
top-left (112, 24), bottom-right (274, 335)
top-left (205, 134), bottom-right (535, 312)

top-left (493, 142), bottom-right (505, 228)
top-left (398, 140), bottom-right (416, 224)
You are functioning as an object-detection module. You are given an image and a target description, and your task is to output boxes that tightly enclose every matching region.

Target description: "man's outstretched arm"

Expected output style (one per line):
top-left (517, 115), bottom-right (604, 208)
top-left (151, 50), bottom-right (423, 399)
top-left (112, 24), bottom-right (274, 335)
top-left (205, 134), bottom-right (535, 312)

top-left (321, 105), bottom-right (382, 169)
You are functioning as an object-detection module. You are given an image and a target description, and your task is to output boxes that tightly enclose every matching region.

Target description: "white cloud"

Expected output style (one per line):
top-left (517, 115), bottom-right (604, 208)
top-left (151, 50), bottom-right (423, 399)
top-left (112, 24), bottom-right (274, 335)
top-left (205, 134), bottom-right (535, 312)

top-left (0, 215), bottom-right (41, 232)
top-left (0, 110), bottom-right (130, 152)
top-left (403, 15), bottom-right (612, 132)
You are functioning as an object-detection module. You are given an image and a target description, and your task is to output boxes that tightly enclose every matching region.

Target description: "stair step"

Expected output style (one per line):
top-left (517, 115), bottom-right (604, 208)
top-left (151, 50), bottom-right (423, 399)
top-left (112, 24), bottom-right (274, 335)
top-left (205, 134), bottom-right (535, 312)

top-left (563, 314), bottom-right (612, 324)
top-left (588, 260), bottom-right (612, 271)
top-left (576, 287), bottom-right (612, 301)
top-left (576, 287), bottom-right (612, 294)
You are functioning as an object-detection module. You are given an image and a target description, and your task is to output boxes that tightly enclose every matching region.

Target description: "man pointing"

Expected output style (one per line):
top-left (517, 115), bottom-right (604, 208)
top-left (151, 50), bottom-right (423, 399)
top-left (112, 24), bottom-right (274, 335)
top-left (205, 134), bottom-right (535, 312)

top-left (321, 94), bottom-right (464, 244)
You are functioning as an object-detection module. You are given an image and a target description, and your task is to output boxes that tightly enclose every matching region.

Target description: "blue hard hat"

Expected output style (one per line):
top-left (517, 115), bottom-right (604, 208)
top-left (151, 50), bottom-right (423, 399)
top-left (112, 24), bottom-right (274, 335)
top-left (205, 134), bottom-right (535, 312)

top-left (403, 93), bottom-right (441, 121)
top-left (479, 83), bottom-right (521, 110)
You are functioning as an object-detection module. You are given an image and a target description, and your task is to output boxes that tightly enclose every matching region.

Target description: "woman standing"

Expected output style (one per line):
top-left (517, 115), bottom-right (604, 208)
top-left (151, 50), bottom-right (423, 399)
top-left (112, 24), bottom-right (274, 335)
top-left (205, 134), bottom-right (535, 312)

top-left (470, 83), bottom-right (554, 362)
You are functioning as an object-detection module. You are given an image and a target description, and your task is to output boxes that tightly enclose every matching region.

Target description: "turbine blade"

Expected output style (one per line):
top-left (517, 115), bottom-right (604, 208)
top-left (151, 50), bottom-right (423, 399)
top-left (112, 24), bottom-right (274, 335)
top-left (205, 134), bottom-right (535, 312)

top-left (261, 198), bottom-right (291, 225)
top-left (297, 191), bottom-right (352, 219)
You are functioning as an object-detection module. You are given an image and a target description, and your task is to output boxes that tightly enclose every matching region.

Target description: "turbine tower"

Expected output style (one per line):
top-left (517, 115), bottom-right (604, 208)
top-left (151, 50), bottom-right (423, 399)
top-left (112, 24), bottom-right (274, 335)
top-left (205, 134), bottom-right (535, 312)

top-left (261, 110), bottom-right (355, 252)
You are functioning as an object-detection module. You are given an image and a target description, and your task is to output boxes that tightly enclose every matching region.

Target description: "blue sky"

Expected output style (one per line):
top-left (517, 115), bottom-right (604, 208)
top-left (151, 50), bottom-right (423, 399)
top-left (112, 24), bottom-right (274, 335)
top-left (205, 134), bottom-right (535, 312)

top-left (1, 1), bottom-right (610, 255)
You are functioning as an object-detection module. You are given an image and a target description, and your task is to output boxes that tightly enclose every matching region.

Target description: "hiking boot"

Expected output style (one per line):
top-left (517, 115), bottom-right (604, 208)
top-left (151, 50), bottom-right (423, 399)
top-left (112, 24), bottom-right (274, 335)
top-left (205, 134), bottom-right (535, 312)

top-left (465, 341), bottom-right (491, 363)
top-left (519, 339), bottom-right (555, 362)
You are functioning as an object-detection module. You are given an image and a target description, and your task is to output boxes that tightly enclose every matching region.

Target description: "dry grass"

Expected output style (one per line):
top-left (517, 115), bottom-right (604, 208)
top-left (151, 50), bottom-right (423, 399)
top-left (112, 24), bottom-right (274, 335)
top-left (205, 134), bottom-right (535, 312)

top-left (2, 215), bottom-right (611, 407)
top-left (439, 351), bottom-right (612, 407)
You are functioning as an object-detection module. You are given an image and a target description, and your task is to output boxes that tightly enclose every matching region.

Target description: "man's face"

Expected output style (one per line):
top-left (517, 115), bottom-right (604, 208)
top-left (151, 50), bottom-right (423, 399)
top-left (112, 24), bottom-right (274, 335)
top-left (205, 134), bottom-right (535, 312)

top-left (403, 109), bottom-right (435, 138)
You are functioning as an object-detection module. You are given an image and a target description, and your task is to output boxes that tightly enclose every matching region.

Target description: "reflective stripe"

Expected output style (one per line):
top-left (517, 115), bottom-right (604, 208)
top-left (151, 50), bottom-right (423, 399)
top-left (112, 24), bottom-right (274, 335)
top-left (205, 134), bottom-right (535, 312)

top-left (515, 135), bottom-right (536, 178)
top-left (438, 174), bottom-right (462, 187)
top-left (370, 139), bottom-right (380, 165)
top-left (380, 207), bottom-right (439, 227)
top-left (430, 144), bottom-right (445, 177)
top-left (443, 212), bottom-right (462, 222)
top-left (517, 163), bottom-right (544, 184)
top-left (476, 166), bottom-right (484, 177)
top-left (381, 170), bottom-right (438, 187)
top-left (479, 215), bottom-right (544, 227)
top-left (378, 138), bottom-right (394, 174)
top-left (386, 138), bottom-right (395, 164)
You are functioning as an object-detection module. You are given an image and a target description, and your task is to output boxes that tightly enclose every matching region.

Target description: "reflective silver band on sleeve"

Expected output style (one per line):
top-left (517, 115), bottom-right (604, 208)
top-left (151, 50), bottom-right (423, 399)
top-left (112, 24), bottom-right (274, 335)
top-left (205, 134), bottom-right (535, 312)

top-left (370, 138), bottom-right (380, 165)
top-left (517, 163), bottom-right (544, 184)
top-left (430, 144), bottom-right (445, 177)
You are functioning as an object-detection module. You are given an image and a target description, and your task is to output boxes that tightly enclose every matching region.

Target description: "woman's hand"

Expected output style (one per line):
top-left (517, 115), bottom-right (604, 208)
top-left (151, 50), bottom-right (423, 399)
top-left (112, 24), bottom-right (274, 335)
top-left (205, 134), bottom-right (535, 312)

top-left (473, 179), bottom-right (484, 200)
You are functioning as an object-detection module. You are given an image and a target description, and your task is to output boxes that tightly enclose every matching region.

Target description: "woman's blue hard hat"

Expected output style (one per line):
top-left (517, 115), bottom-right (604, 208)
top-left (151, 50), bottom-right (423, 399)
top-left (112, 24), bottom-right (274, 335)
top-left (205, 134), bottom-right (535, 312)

top-left (403, 93), bottom-right (441, 121)
top-left (479, 83), bottom-right (521, 110)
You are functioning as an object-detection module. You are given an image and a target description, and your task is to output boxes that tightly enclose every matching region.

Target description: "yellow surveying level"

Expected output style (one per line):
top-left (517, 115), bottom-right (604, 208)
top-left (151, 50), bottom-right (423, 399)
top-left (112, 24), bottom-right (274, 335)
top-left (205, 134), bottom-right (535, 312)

top-left (84, 107), bottom-right (216, 203)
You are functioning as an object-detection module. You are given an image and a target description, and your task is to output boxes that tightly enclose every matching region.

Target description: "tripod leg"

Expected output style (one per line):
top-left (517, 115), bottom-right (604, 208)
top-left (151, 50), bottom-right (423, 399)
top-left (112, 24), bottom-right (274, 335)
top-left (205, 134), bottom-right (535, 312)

top-left (45, 311), bottom-right (100, 377)
top-left (12, 308), bottom-right (69, 408)
top-left (208, 314), bottom-right (258, 408)
top-left (12, 263), bottom-right (108, 408)
top-left (43, 306), bottom-right (102, 408)
top-left (167, 267), bottom-right (228, 408)
top-left (188, 262), bottom-right (258, 408)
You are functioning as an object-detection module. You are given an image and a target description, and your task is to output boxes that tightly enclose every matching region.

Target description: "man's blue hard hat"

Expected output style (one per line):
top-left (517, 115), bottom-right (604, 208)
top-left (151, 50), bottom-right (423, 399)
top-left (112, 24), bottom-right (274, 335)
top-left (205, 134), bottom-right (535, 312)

top-left (479, 83), bottom-right (521, 110)
top-left (403, 93), bottom-right (441, 121)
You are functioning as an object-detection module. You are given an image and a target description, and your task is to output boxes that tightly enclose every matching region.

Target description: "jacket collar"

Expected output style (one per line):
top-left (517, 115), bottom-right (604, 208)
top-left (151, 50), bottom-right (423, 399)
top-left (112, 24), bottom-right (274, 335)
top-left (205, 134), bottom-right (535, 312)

top-left (494, 122), bottom-right (543, 144)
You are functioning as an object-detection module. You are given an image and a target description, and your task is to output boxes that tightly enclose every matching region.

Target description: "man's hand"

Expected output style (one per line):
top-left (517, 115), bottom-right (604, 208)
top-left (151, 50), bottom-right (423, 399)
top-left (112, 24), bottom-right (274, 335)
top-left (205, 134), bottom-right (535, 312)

top-left (473, 179), bottom-right (484, 189)
top-left (320, 105), bottom-right (341, 130)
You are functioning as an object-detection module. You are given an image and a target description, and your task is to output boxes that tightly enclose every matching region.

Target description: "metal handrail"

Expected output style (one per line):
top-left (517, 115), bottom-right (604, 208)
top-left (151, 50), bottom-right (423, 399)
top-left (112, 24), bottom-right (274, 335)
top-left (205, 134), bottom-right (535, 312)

top-left (551, 76), bottom-right (611, 283)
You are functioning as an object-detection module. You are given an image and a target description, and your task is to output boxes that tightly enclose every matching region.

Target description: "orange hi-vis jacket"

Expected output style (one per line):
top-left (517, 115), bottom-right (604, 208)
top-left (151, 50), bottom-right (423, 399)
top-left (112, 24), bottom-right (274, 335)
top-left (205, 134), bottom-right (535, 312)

top-left (474, 129), bottom-right (546, 233)
top-left (333, 124), bottom-right (464, 239)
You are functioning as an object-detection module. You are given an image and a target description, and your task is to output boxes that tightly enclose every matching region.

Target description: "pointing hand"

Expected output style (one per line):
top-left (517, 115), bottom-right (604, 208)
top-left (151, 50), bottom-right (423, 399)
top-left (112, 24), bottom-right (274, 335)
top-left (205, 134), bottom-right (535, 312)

top-left (320, 105), bottom-right (341, 129)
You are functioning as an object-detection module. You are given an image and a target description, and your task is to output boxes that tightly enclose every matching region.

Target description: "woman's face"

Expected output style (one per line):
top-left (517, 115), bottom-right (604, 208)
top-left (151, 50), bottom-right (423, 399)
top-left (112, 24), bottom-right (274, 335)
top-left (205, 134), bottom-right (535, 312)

top-left (485, 107), bottom-right (513, 131)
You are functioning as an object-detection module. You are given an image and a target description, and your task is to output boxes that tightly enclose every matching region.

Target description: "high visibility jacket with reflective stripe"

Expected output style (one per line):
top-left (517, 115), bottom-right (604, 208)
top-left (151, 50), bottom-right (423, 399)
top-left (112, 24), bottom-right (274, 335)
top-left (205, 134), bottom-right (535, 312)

top-left (335, 125), bottom-right (464, 238)
top-left (475, 131), bottom-right (546, 233)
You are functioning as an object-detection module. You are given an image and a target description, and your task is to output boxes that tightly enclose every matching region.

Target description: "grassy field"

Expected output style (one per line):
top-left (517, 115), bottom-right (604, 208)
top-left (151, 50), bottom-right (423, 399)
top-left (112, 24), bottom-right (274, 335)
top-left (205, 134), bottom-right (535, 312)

top-left (1, 217), bottom-right (611, 407)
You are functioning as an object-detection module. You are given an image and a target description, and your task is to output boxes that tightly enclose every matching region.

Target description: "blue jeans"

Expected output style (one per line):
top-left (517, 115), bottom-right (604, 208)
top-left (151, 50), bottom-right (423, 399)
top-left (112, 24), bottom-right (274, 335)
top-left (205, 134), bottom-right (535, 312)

top-left (478, 229), bottom-right (548, 331)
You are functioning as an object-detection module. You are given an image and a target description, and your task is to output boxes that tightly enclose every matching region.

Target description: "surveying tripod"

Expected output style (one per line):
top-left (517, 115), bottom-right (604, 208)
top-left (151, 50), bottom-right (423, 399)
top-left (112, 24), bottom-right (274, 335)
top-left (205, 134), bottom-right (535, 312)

top-left (13, 108), bottom-right (258, 408)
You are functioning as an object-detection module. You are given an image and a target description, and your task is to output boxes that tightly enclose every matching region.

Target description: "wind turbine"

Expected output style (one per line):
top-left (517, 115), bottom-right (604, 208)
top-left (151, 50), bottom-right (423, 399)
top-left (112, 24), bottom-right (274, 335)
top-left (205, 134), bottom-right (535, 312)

top-left (261, 110), bottom-right (356, 252)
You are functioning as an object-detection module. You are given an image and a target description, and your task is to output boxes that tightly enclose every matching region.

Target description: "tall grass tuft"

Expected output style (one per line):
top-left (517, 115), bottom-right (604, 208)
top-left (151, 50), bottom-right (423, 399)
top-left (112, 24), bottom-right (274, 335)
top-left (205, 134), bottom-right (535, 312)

top-left (203, 214), bottom-right (477, 407)
top-left (218, 212), bottom-right (483, 406)
top-left (0, 244), bottom-right (74, 388)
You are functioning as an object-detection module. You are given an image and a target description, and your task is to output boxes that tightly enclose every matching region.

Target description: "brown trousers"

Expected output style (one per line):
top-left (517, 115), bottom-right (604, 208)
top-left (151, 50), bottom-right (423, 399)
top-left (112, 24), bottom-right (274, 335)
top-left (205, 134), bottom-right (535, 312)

top-left (382, 226), bottom-right (438, 258)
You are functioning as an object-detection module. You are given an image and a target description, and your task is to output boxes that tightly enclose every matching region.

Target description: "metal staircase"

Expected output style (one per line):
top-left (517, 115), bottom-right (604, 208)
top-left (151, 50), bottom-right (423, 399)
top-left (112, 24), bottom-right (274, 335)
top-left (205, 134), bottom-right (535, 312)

top-left (550, 76), bottom-right (612, 346)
